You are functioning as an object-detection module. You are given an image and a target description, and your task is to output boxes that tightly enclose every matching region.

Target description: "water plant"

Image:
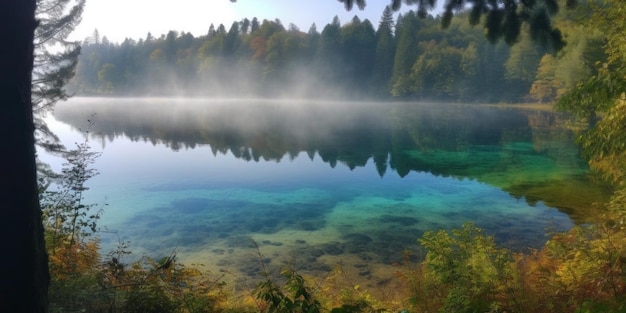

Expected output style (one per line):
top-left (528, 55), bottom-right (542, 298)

top-left (251, 239), bottom-right (323, 313)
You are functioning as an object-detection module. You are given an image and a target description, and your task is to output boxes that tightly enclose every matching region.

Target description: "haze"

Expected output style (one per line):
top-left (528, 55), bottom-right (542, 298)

top-left (71, 0), bottom-right (420, 43)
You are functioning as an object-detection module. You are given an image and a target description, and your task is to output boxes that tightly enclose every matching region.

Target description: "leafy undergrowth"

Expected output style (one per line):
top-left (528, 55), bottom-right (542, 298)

top-left (43, 215), bottom-right (626, 313)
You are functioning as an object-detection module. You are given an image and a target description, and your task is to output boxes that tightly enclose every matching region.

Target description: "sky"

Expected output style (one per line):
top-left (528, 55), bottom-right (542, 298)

top-left (70, 0), bottom-right (430, 44)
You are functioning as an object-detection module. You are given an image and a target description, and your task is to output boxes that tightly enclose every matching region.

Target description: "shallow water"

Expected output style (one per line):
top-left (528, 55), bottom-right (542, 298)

top-left (42, 97), bottom-right (609, 286)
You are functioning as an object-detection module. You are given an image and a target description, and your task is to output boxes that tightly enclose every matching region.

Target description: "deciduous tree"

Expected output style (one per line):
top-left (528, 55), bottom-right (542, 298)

top-left (557, 0), bottom-right (626, 186)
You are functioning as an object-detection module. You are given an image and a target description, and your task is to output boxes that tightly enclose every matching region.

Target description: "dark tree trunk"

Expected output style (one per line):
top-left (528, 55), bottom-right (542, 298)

top-left (0, 0), bottom-right (49, 312)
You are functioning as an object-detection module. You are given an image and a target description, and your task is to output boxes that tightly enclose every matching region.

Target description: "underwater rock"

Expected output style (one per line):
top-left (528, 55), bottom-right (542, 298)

top-left (322, 243), bottom-right (344, 255)
top-left (225, 236), bottom-right (257, 248)
top-left (296, 247), bottom-right (324, 263)
top-left (261, 240), bottom-right (283, 246)
top-left (246, 267), bottom-right (262, 277)
top-left (313, 263), bottom-right (332, 272)
top-left (346, 245), bottom-right (365, 254)
top-left (299, 261), bottom-right (332, 272)
top-left (309, 248), bottom-right (324, 257)
top-left (248, 223), bottom-right (263, 232)
top-left (127, 214), bottom-right (166, 227)
top-left (172, 198), bottom-right (211, 214)
top-left (343, 233), bottom-right (373, 253)
top-left (377, 278), bottom-right (392, 286)
top-left (379, 215), bottom-right (419, 226)
top-left (297, 221), bottom-right (318, 231)
top-left (342, 233), bottom-right (373, 244)
top-left (358, 254), bottom-right (374, 261)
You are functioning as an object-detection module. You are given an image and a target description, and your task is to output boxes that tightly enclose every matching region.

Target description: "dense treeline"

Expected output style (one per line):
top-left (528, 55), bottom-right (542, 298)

top-left (68, 6), bottom-right (602, 103)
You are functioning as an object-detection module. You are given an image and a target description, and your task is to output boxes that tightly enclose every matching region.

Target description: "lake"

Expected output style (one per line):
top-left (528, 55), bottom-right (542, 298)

top-left (42, 97), bottom-right (609, 286)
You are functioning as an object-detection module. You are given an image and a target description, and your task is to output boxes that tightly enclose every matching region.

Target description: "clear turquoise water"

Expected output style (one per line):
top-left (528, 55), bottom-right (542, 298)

top-left (42, 97), bottom-right (609, 280)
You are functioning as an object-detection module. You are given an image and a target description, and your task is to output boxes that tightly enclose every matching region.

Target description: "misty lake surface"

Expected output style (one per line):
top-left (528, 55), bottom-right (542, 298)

top-left (44, 97), bottom-right (609, 282)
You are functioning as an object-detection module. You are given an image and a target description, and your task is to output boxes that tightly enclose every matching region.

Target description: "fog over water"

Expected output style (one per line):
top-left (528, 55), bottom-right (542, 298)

top-left (41, 97), bottom-right (610, 287)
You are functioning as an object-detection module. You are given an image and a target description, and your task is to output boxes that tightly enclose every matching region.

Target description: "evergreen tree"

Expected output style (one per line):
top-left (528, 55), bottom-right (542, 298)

top-left (373, 5), bottom-right (396, 95)
top-left (315, 16), bottom-right (342, 86)
top-left (390, 11), bottom-right (420, 97)
top-left (241, 18), bottom-right (251, 34)
top-left (33, 0), bottom-right (85, 154)
top-left (251, 17), bottom-right (260, 32)
top-left (164, 30), bottom-right (178, 64)
top-left (225, 21), bottom-right (241, 57)
top-left (207, 24), bottom-right (216, 38)
top-left (340, 17), bottom-right (376, 94)
top-left (302, 23), bottom-right (321, 87)
top-left (306, 23), bottom-right (320, 56)
top-left (378, 5), bottom-right (395, 34)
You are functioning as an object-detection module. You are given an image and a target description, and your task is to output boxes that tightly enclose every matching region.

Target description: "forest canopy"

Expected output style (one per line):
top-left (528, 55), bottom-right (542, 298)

top-left (68, 5), bottom-right (601, 103)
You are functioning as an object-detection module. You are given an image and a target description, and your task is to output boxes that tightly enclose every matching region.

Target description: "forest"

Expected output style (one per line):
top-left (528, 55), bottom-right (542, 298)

top-left (68, 5), bottom-right (602, 103)
top-left (2, 0), bottom-right (626, 312)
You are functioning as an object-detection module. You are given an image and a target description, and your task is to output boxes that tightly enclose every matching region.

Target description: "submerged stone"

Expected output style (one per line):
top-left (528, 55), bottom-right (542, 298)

top-left (379, 215), bottom-right (419, 226)
top-left (322, 243), bottom-right (344, 255)
top-left (342, 233), bottom-right (373, 245)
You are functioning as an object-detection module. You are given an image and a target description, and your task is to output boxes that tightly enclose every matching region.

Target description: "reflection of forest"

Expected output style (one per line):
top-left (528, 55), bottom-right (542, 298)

top-left (55, 98), bottom-right (609, 219)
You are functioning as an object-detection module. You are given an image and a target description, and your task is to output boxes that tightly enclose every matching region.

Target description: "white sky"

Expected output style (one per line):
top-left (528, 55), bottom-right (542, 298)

top-left (70, 0), bottom-right (427, 43)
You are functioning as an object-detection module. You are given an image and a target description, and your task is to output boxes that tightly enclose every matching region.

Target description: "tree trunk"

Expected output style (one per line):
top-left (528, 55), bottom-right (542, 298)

top-left (0, 0), bottom-right (49, 312)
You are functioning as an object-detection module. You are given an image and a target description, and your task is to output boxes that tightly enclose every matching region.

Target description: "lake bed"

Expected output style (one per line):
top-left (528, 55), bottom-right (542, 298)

top-left (41, 97), bottom-right (610, 290)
